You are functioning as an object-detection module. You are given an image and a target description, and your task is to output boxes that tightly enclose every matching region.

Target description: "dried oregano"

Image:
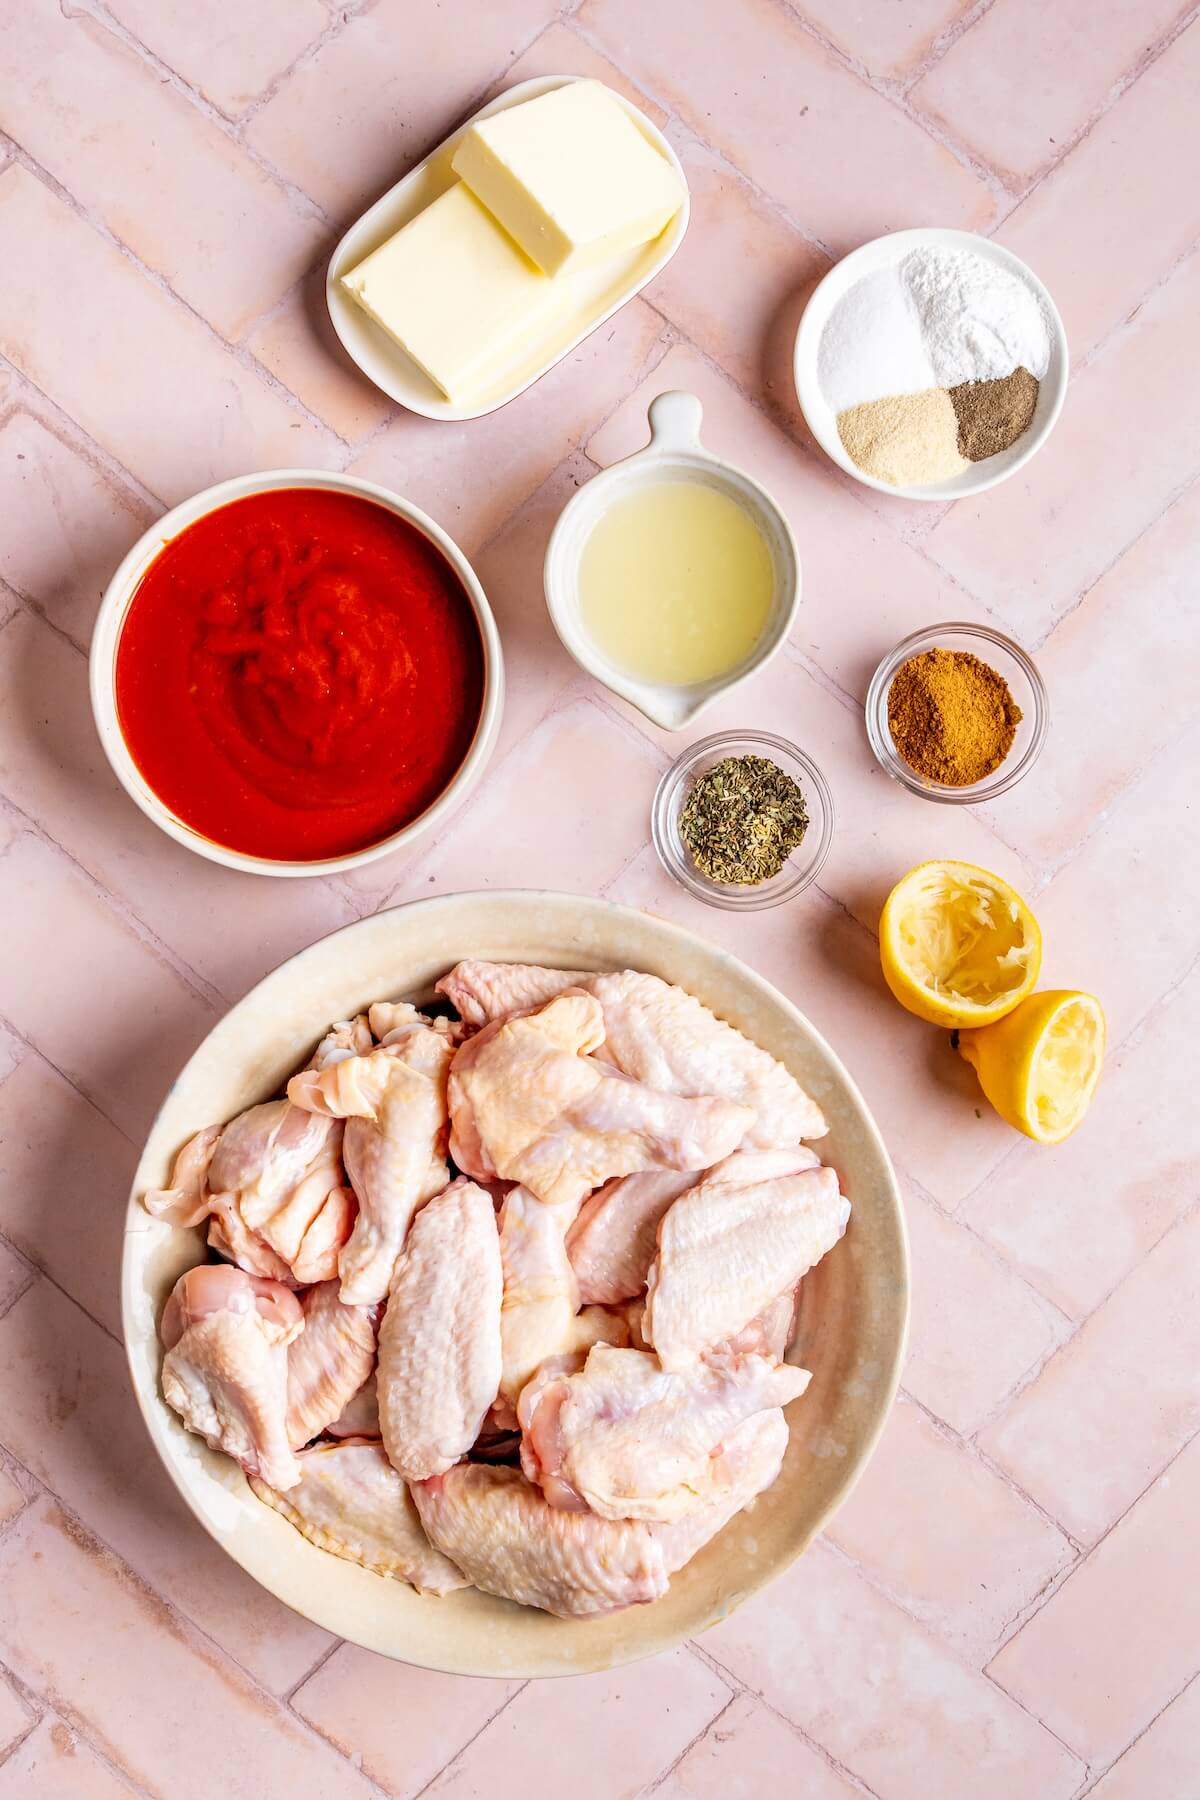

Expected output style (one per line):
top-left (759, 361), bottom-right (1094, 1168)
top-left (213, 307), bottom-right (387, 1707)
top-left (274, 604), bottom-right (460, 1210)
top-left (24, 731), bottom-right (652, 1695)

top-left (679, 754), bottom-right (809, 886)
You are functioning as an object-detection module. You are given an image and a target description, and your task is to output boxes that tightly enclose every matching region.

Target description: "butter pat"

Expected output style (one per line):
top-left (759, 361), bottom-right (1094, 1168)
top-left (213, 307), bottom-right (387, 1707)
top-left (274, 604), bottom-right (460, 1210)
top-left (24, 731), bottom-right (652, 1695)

top-left (340, 182), bottom-right (554, 403)
top-left (451, 80), bottom-right (684, 278)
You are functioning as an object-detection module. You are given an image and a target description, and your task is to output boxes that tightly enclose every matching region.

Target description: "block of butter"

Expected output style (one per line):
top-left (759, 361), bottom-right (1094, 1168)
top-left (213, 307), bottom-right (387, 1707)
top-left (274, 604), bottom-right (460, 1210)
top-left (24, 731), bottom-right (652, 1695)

top-left (451, 80), bottom-right (684, 278)
top-left (340, 182), bottom-right (555, 403)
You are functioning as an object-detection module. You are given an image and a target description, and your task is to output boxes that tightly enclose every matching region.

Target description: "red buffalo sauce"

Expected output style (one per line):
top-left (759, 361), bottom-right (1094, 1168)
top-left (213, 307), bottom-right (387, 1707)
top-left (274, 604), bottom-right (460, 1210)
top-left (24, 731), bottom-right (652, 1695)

top-left (115, 488), bottom-right (486, 861)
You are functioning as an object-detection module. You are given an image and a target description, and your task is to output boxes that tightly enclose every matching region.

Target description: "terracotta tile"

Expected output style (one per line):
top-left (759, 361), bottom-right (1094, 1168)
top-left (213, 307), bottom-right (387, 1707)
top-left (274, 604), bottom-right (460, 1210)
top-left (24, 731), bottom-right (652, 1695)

top-left (0, 611), bottom-right (357, 1002)
top-left (496, 19), bottom-right (668, 123)
top-left (0, 829), bottom-right (216, 1141)
top-left (0, 1055), bottom-right (134, 1341)
top-left (980, 1206), bottom-right (1200, 1544)
top-left (926, 244), bottom-right (1200, 641)
top-left (0, 1282), bottom-right (335, 1696)
top-left (245, 268), bottom-right (395, 444)
top-left (0, 1023), bottom-right (22, 1089)
top-left (0, 1714), bottom-right (139, 1800)
top-left (0, 1458), bottom-right (27, 1528)
top-left (0, 1497), bottom-right (377, 1797)
top-left (962, 964), bottom-right (1200, 1319)
top-left (899, 1184), bottom-right (1063, 1437)
top-left (425, 1648), bottom-right (730, 1800)
top-left (1089, 1675), bottom-right (1200, 1800)
top-left (792, 0), bottom-right (974, 79)
top-left (702, 1538), bottom-right (1082, 1799)
top-left (1031, 711), bottom-right (1200, 1046)
top-left (644, 142), bottom-right (830, 435)
top-left (0, 167), bottom-right (334, 506)
top-left (0, 1674), bottom-right (33, 1759)
top-left (981, 480), bottom-right (1200, 873)
top-left (0, 6), bottom-right (324, 339)
top-left (0, 412), bottom-right (153, 649)
top-left (998, 19), bottom-right (1200, 358)
top-left (348, 297), bottom-right (662, 557)
top-left (578, 0), bottom-right (994, 253)
top-left (381, 698), bottom-right (663, 909)
top-left (989, 1433), bottom-right (1200, 1764)
top-left (656, 1691), bottom-right (857, 1800)
top-left (292, 1644), bottom-right (521, 1798)
top-left (915, 0), bottom-right (1190, 183)
top-left (103, 0), bottom-right (329, 119)
top-left (827, 1394), bottom-right (1073, 1661)
top-left (247, 0), bottom-right (554, 222)
top-left (0, 1237), bottom-right (33, 1320)
top-left (585, 342), bottom-right (996, 700)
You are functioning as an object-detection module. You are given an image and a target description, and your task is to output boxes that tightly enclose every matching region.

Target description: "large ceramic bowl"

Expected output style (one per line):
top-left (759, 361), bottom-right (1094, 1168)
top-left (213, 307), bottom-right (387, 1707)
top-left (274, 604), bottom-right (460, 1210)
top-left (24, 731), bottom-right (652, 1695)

top-left (124, 892), bottom-right (908, 1677)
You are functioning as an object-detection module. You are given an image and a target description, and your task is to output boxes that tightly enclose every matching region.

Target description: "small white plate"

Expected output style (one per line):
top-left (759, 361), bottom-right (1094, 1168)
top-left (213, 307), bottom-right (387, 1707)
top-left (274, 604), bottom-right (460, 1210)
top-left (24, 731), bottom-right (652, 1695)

top-left (544, 391), bottom-right (800, 731)
top-left (793, 227), bottom-right (1068, 502)
top-left (326, 76), bottom-right (690, 422)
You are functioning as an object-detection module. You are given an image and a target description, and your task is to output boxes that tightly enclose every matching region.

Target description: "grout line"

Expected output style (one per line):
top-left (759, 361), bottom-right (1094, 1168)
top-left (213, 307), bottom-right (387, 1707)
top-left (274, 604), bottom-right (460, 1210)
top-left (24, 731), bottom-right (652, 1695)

top-left (1073, 1669), bottom-right (1198, 1797)
top-left (0, 1236), bottom-right (125, 1352)
top-left (0, 1013), bottom-right (140, 1149)
top-left (0, 1664), bottom-right (43, 1775)
top-left (895, 0), bottom-right (1000, 94)
top-left (0, 355), bottom-right (167, 515)
top-left (407, 1683), bottom-right (531, 1800)
top-left (0, 1239), bottom-right (37, 1326)
top-left (644, 1683), bottom-right (738, 1792)
top-left (283, 1636), bottom-right (343, 1704)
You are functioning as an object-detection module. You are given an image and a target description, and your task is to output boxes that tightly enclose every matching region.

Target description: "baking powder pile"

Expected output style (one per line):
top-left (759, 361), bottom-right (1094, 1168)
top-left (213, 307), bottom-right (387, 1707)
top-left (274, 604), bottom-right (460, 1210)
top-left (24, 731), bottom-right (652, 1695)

top-left (820, 245), bottom-right (1052, 488)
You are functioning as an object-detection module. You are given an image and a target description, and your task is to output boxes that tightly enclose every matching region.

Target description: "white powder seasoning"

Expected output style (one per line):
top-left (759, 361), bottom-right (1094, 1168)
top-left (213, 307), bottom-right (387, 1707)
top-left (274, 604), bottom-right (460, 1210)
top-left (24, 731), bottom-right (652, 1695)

top-left (817, 267), bottom-right (936, 414)
top-left (901, 246), bottom-right (1051, 387)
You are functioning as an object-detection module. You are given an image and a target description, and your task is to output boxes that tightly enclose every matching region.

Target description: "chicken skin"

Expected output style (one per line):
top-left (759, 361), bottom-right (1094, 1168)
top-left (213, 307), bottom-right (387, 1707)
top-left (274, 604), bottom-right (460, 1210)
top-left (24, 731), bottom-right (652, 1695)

top-left (438, 962), bottom-right (827, 1145)
top-left (160, 1265), bottom-right (303, 1491)
top-left (518, 1343), bottom-right (809, 1522)
top-left (288, 1014), bottom-right (455, 1305)
top-left (326, 1371), bottom-right (381, 1440)
top-left (566, 1170), bottom-right (700, 1305)
top-left (448, 991), bottom-right (754, 1209)
top-left (652, 1408), bottom-right (790, 1574)
top-left (378, 1178), bottom-right (503, 1481)
top-left (644, 1151), bottom-right (850, 1370)
top-left (412, 1463), bottom-right (670, 1617)
top-left (250, 1439), bottom-right (467, 1593)
top-left (286, 1280), bottom-right (379, 1449)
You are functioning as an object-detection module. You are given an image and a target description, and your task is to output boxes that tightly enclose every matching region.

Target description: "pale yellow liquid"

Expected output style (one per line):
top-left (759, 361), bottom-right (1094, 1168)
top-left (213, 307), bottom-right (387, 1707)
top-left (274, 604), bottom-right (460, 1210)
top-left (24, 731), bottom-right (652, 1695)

top-left (578, 479), bottom-right (775, 685)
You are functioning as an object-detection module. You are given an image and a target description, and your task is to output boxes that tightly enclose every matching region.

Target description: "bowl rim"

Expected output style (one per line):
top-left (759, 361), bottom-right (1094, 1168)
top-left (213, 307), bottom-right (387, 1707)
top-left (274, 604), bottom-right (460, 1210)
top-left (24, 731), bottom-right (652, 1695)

top-left (651, 728), bottom-right (836, 909)
top-left (544, 391), bottom-right (801, 732)
top-left (122, 889), bottom-right (909, 1677)
top-left (865, 620), bottom-right (1049, 803)
top-left (793, 226), bottom-right (1069, 503)
top-left (88, 467), bottom-right (505, 878)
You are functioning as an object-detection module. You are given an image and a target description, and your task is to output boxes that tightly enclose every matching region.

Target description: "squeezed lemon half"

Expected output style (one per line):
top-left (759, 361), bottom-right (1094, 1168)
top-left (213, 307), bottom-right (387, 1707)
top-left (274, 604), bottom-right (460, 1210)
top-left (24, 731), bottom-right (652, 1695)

top-left (956, 990), bottom-right (1106, 1145)
top-left (879, 860), bottom-right (1041, 1029)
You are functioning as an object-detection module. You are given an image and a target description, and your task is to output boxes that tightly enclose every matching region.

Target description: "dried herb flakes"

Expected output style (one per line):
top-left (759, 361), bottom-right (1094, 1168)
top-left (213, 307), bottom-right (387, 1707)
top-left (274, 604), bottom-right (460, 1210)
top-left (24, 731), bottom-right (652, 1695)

top-left (679, 754), bottom-right (809, 886)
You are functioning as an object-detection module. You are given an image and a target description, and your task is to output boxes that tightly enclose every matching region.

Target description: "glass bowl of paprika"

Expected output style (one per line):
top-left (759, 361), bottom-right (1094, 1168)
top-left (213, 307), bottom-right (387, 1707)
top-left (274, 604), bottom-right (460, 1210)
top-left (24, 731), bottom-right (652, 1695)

top-left (865, 622), bottom-right (1048, 804)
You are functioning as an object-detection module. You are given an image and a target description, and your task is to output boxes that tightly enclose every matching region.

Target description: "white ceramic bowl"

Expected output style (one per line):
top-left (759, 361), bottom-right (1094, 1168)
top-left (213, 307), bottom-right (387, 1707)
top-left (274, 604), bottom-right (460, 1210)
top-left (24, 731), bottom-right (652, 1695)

top-left (544, 392), bottom-right (800, 730)
top-left (794, 227), bottom-right (1068, 502)
top-left (125, 891), bottom-right (908, 1678)
top-left (327, 76), bottom-right (690, 421)
top-left (89, 469), bottom-right (504, 879)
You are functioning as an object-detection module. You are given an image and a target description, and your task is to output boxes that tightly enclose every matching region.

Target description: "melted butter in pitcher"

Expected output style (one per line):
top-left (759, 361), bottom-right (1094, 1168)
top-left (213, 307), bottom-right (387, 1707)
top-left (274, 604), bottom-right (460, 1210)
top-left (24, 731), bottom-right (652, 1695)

top-left (578, 479), bottom-right (774, 686)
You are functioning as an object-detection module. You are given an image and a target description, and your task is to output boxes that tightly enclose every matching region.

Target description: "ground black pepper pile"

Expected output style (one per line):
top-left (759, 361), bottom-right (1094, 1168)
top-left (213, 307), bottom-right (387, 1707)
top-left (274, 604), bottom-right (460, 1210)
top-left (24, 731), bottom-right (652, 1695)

top-left (949, 367), bottom-right (1039, 461)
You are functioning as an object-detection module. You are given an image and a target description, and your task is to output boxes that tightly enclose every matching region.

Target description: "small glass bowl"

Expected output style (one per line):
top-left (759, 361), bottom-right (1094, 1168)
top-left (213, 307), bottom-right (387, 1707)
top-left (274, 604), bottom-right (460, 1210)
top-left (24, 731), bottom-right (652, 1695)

top-left (651, 730), bottom-right (835, 911)
top-left (865, 622), bottom-right (1049, 805)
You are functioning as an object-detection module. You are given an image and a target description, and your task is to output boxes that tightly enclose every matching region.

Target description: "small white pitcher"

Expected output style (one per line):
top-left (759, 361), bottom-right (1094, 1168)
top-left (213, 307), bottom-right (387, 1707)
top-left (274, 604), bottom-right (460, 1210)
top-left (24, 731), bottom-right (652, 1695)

top-left (543, 390), bottom-right (801, 731)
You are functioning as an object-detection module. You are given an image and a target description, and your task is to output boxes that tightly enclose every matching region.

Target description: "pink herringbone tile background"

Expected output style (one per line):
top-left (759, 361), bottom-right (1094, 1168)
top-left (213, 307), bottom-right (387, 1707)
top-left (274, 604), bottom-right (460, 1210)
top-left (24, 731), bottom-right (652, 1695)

top-left (0, 1), bottom-right (1197, 1794)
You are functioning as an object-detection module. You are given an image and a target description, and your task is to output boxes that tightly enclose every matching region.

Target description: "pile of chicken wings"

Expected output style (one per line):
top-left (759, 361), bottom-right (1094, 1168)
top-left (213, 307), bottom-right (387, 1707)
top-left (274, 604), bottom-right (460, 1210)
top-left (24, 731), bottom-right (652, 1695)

top-left (146, 962), bottom-right (850, 1618)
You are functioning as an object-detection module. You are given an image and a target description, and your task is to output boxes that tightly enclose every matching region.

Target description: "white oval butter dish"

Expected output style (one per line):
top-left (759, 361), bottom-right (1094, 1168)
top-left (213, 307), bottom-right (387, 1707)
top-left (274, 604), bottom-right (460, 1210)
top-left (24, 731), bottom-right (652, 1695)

top-left (544, 391), bottom-right (801, 731)
top-left (326, 76), bottom-right (689, 422)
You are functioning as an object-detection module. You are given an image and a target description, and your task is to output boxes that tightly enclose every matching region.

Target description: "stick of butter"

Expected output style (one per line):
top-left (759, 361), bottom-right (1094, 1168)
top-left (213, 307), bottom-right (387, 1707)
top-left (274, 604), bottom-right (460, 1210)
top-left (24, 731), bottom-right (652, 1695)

top-left (451, 80), bottom-right (685, 278)
top-left (340, 182), bottom-right (555, 403)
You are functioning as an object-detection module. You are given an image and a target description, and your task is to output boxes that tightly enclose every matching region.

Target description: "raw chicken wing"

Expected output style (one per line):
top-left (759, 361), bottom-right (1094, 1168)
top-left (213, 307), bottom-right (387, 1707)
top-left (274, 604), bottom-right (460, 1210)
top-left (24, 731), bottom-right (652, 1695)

top-left (566, 1170), bottom-right (699, 1304)
top-left (378, 1178), bottom-right (502, 1480)
top-left (286, 1280), bottom-right (379, 1448)
top-left (160, 1265), bottom-right (303, 1491)
top-left (653, 1408), bottom-right (790, 1574)
top-left (439, 962), bottom-right (826, 1144)
top-left (449, 991), bottom-right (753, 1208)
top-left (412, 1463), bottom-right (669, 1617)
top-left (644, 1151), bottom-right (849, 1370)
top-left (518, 1343), bottom-right (809, 1521)
top-left (497, 1188), bottom-right (630, 1406)
top-left (326, 1371), bottom-right (381, 1440)
top-left (288, 1015), bottom-right (455, 1304)
top-left (250, 1439), bottom-right (467, 1593)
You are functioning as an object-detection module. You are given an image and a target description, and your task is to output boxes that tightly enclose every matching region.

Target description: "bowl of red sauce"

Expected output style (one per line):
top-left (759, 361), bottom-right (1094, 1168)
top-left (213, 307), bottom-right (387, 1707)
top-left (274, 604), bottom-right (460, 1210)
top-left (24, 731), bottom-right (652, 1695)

top-left (91, 471), bottom-right (503, 876)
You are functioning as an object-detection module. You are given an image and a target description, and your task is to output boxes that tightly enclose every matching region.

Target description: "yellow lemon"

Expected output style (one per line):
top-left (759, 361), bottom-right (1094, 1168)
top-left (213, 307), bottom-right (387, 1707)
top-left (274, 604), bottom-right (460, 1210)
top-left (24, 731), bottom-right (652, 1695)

top-left (956, 990), bottom-right (1105, 1145)
top-left (879, 860), bottom-right (1041, 1029)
